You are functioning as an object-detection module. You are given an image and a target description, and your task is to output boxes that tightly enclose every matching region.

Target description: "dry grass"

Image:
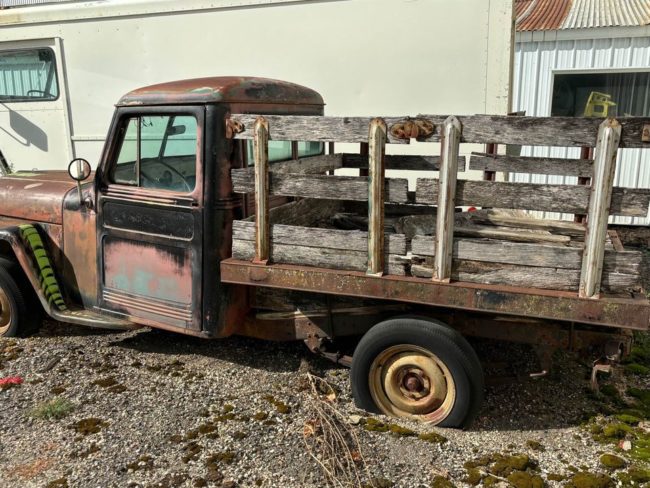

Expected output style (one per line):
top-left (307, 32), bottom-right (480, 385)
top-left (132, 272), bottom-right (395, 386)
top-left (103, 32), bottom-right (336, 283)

top-left (302, 373), bottom-right (371, 488)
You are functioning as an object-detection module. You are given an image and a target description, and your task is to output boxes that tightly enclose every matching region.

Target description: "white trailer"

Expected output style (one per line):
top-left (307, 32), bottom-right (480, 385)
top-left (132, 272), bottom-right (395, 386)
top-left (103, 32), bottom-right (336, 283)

top-left (0, 0), bottom-right (514, 172)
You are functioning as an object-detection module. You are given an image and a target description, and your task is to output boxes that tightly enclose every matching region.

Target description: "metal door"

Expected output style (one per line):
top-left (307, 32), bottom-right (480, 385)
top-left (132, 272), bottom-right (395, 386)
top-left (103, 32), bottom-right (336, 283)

top-left (95, 105), bottom-right (204, 332)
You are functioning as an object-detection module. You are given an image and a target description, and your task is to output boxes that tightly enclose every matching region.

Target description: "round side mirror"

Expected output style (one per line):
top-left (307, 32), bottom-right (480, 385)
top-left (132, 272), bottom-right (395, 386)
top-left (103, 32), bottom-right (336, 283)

top-left (67, 158), bottom-right (92, 182)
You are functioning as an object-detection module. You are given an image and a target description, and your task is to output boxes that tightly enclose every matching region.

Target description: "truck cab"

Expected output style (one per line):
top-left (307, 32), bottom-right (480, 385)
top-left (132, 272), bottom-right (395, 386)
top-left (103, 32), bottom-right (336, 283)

top-left (0, 76), bottom-right (324, 338)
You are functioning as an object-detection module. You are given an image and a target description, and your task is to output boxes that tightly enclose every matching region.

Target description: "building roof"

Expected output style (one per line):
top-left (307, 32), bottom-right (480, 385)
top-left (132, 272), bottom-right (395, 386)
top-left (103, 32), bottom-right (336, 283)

top-left (515, 0), bottom-right (650, 31)
top-left (117, 76), bottom-right (323, 107)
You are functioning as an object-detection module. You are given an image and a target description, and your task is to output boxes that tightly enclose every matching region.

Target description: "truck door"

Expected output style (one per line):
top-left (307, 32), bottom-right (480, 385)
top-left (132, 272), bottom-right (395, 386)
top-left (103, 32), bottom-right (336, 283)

top-left (96, 106), bottom-right (204, 332)
top-left (0, 38), bottom-right (73, 170)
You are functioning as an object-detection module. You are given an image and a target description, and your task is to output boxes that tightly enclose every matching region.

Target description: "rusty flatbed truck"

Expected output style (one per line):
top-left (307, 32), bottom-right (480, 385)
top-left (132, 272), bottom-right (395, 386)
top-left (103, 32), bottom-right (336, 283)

top-left (1, 77), bottom-right (650, 428)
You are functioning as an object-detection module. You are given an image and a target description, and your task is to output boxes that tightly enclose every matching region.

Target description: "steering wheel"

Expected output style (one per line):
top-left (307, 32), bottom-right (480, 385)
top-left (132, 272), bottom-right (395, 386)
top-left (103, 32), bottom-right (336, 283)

top-left (140, 163), bottom-right (192, 192)
top-left (26, 89), bottom-right (52, 99)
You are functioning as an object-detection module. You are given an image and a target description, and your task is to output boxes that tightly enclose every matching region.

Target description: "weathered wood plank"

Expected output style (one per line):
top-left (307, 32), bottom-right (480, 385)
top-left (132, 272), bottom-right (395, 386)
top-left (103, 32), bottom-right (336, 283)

top-left (411, 236), bottom-right (641, 273)
top-left (415, 179), bottom-right (650, 217)
top-left (410, 261), bottom-right (640, 292)
top-left (230, 114), bottom-right (650, 148)
top-left (343, 154), bottom-right (467, 172)
top-left (433, 116), bottom-right (462, 282)
top-left (467, 210), bottom-right (586, 237)
top-left (469, 152), bottom-right (593, 177)
top-left (234, 221), bottom-right (406, 254)
top-left (233, 172), bottom-right (409, 203)
top-left (367, 118), bottom-right (387, 276)
top-left (397, 213), bottom-right (570, 243)
top-left (232, 239), bottom-right (406, 276)
top-left (253, 117), bottom-right (270, 263)
top-left (244, 198), bottom-right (343, 227)
top-left (265, 154), bottom-right (343, 174)
top-left (580, 119), bottom-right (622, 298)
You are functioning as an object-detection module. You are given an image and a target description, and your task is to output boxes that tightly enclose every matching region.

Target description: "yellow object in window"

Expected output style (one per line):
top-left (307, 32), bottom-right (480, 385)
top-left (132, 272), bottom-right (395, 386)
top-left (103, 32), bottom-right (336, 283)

top-left (583, 91), bottom-right (617, 117)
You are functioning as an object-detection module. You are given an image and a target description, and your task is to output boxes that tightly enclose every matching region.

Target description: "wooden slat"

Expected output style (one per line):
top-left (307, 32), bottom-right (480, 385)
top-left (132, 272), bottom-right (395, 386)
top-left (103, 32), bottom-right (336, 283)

top-left (466, 211), bottom-right (586, 237)
top-left (232, 239), bottom-right (406, 276)
top-left (367, 118), bottom-right (387, 276)
top-left (410, 261), bottom-right (640, 292)
top-left (264, 154), bottom-right (343, 174)
top-left (244, 199), bottom-right (343, 227)
top-left (233, 221), bottom-right (406, 254)
top-left (342, 154), bottom-right (467, 172)
top-left (230, 114), bottom-right (650, 148)
top-left (253, 117), bottom-right (270, 263)
top-left (415, 179), bottom-right (650, 217)
top-left (580, 119), bottom-right (622, 298)
top-left (469, 152), bottom-right (593, 177)
top-left (233, 172), bottom-right (409, 203)
top-left (411, 236), bottom-right (641, 273)
top-left (433, 116), bottom-right (461, 282)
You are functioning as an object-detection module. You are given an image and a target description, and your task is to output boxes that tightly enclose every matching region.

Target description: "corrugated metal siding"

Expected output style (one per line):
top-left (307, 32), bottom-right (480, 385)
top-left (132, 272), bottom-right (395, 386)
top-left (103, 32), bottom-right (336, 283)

top-left (513, 36), bottom-right (650, 224)
top-left (515, 0), bottom-right (650, 30)
top-left (562, 0), bottom-right (650, 29)
top-left (517, 0), bottom-right (572, 31)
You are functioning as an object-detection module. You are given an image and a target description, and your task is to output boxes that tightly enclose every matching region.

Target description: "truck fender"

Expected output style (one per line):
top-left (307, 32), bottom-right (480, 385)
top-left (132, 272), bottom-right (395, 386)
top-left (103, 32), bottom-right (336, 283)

top-left (0, 224), bottom-right (67, 317)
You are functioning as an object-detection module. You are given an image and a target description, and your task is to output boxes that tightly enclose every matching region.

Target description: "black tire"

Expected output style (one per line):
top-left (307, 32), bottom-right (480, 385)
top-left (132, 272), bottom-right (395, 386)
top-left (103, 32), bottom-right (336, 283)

top-left (0, 258), bottom-right (43, 337)
top-left (350, 317), bottom-right (484, 428)
top-left (393, 315), bottom-right (484, 427)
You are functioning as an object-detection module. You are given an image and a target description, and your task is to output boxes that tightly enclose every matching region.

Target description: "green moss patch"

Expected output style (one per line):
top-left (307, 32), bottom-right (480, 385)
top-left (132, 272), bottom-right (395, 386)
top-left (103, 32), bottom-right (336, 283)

top-left (507, 470), bottom-right (544, 488)
top-left (526, 440), bottom-right (545, 452)
top-left (599, 454), bottom-right (626, 470)
top-left (419, 432), bottom-right (448, 444)
top-left (263, 395), bottom-right (291, 414)
top-left (70, 417), bottom-right (108, 436)
top-left (430, 475), bottom-right (455, 488)
top-left (564, 471), bottom-right (614, 488)
top-left (127, 454), bottom-right (154, 472)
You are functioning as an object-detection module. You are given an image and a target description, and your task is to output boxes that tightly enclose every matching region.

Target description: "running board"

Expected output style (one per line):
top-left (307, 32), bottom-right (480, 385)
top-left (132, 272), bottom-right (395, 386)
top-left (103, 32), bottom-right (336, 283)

top-left (50, 307), bottom-right (139, 331)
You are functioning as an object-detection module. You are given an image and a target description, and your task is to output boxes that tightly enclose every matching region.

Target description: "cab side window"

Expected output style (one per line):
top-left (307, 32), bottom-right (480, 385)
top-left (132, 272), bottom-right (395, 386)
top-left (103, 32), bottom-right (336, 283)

top-left (111, 114), bottom-right (198, 192)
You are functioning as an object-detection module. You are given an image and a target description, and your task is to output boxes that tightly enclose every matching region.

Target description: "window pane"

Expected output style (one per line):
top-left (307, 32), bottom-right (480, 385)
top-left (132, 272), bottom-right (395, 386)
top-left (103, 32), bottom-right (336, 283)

top-left (298, 141), bottom-right (323, 158)
top-left (0, 48), bottom-right (59, 101)
top-left (552, 72), bottom-right (650, 117)
top-left (113, 118), bottom-right (138, 185)
top-left (246, 140), bottom-right (293, 165)
top-left (111, 115), bottom-right (197, 192)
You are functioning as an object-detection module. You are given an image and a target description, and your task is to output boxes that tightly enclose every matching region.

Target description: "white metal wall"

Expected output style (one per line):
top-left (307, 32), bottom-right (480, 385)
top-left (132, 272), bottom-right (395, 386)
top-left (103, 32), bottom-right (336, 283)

top-left (512, 35), bottom-right (650, 224)
top-left (0, 0), bottom-right (513, 174)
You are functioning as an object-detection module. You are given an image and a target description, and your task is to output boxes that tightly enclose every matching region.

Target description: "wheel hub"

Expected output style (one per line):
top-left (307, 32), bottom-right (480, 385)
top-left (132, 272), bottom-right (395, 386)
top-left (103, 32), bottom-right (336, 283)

top-left (369, 345), bottom-right (456, 424)
top-left (0, 289), bottom-right (11, 335)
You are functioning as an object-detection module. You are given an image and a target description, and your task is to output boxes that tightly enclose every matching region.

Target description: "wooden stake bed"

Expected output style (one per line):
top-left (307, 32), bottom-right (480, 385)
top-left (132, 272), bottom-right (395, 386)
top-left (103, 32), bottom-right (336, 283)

top-left (223, 113), bottom-right (650, 331)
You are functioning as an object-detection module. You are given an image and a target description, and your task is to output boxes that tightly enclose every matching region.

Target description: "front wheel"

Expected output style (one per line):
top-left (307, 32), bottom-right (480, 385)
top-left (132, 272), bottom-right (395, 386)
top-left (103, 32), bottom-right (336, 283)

top-left (350, 317), bottom-right (484, 428)
top-left (0, 260), bottom-right (42, 338)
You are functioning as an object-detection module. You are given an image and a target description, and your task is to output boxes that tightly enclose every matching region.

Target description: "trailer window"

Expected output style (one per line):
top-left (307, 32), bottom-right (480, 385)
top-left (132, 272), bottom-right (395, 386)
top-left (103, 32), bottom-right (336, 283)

top-left (0, 48), bottom-right (59, 102)
top-left (111, 114), bottom-right (198, 192)
top-left (552, 71), bottom-right (650, 117)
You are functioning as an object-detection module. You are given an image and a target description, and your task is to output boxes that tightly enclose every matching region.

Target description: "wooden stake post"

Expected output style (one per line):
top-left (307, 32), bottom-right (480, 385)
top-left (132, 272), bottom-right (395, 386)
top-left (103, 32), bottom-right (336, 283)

top-left (253, 117), bottom-right (270, 264)
top-left (367, 118), bottom-right (387, 276)
top-left (433, 116), bottom-right (462, 282)
top-left (579, 118), bottom-right (621, 298)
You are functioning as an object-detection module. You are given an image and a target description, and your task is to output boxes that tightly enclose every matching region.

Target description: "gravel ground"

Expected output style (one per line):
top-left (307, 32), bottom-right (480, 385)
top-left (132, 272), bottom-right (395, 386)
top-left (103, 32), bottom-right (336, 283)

top-left (0, 320), bottom-right (648, 488)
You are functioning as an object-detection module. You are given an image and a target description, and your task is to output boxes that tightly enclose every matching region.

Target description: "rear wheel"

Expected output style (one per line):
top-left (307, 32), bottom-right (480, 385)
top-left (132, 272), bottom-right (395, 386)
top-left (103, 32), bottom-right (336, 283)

top-left (0, 258), bottom-right (42, 338)
top-left (351, 317), bottom-right (483, 428)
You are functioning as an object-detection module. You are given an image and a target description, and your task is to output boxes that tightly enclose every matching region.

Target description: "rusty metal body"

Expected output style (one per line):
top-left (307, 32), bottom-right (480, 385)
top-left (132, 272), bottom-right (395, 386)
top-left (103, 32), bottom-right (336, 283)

top-left (0, 75), bottom-right (646, 358)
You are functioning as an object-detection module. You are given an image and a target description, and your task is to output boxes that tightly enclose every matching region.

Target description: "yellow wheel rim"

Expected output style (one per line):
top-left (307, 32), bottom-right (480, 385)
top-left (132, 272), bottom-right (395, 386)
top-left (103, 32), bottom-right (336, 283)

top-left (369, 345), bottom-right (456, 424)
top-left (0, 289), bottom-right (12, 335)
